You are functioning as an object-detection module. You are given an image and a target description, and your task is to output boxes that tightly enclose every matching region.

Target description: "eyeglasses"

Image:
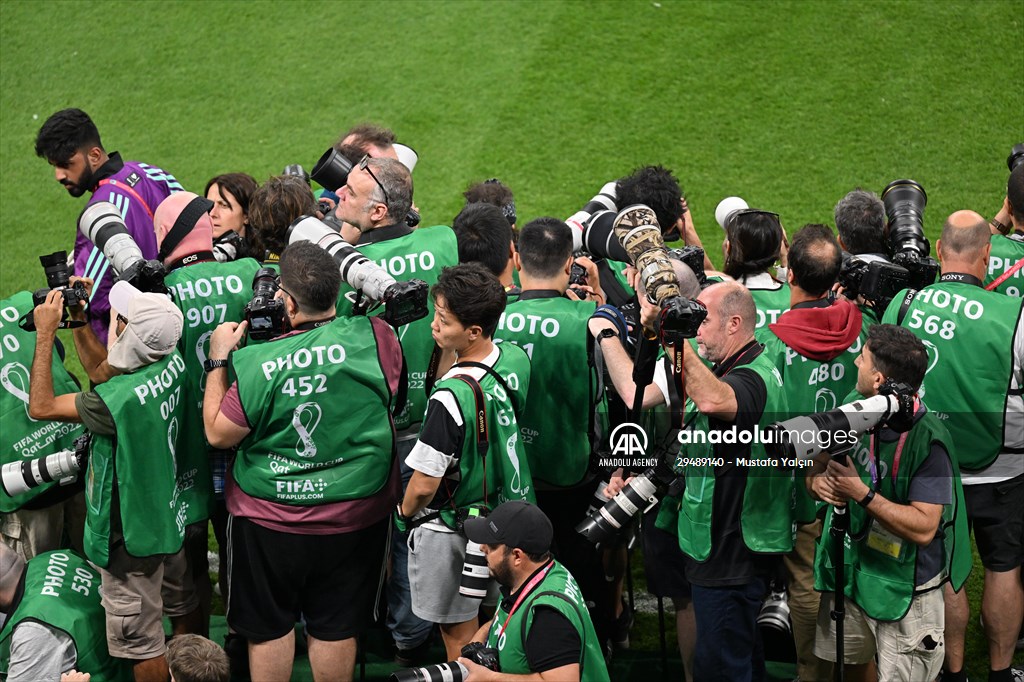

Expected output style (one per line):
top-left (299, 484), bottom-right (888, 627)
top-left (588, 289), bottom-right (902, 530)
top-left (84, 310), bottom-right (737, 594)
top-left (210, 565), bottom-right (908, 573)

top-left (358, 154), bottom-right (390, 206)
top-left (277, 284), bottom-right (296, 304)
top-left (733, 208), bottom-right (780, 221)
top-left (116, 314), bottom-right (129, 326)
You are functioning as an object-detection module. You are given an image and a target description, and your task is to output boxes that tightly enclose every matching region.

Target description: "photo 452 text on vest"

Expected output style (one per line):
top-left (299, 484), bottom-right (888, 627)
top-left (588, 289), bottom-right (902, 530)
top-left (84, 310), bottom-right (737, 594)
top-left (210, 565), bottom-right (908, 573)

top-left (601, 423), bottom-right (846, 470)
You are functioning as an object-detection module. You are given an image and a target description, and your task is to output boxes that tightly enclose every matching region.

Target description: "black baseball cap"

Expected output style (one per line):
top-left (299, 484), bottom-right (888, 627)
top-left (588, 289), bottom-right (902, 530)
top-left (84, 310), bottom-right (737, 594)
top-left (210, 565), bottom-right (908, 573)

top-left (463, 501), bottom-right (553, 554)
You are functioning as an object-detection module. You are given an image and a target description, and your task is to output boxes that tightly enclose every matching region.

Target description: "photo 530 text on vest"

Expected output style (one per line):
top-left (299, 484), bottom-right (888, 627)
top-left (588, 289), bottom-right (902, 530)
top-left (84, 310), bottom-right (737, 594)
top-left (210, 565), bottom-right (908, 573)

top-left (601, 423), bottom-right (852, 470)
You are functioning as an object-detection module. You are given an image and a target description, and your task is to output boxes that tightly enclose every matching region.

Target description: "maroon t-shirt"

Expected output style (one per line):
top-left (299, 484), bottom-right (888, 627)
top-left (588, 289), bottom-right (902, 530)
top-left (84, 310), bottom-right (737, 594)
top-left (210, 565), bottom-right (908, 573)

top-left (221, 317), bottom-right (403, 534)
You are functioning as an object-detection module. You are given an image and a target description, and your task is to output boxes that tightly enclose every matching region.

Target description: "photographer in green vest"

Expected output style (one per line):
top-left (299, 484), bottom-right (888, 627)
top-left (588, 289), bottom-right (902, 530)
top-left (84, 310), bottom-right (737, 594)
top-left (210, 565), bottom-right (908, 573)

top-left (398, 263), bottom-right (533, 661)
top-left (881, 210), bottom-right (1024, 682)
top-left (333, 153), bottom-right (459, 662)
top-left (151, 191), bottom-right (260, 659)
top-left (0, 544), bottom-right (132, 682)
top-left (756, 224), bottom-right (868, 681)
top-left (457, 500), bottom-right (610, 682)
top-left (985, 162), bottom-right (1024, 297)
top-left (491, 216), bottom-right (613, 646)
top-left (203, 240), bottom-right (402, 682)
top-left (1, 289), bottom-right (86, 562)
top-left (636, 280), bottom-right (792, 682)
top-left (808, 324), bottom-right (968, 682)
top-left (28, 280), bottom-right (205, 682)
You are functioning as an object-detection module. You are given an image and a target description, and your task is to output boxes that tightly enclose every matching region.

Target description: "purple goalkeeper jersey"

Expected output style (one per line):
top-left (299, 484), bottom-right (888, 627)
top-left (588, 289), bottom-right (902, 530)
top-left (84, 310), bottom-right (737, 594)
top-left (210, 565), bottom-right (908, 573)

top-left (73, 152), bottom-right (183, 344)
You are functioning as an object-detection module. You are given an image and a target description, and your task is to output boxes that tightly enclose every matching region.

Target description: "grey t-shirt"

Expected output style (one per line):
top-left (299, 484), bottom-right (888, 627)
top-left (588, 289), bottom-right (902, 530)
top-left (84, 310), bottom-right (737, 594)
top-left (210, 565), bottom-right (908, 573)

top-left (906, 442), bottom-right (953, 585)
top-left (74, 391), bottom-right (114, 436)
top-left (6, 621), bottom-right (76, 682)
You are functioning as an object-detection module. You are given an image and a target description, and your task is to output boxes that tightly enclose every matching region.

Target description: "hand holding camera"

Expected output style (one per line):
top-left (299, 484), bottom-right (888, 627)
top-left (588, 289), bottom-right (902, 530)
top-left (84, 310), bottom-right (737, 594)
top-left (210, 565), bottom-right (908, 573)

top-left (209, 320), bottom-right (249, 361)
top-left (31, 289), bottom-right (68, 335)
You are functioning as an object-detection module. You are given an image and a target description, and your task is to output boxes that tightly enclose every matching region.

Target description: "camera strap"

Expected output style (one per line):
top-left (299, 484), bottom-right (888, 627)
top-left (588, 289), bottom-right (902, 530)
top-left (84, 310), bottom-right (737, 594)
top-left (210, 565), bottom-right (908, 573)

top-left (985, 258), bottom-right (1024, 291)
top-left (450, 374), bottom-right (489, 460)
top-left (895, 289), bottom-right (919, 326)
top-left (157, 196), bottom-right (215, 262)
top-left (497, 561), bottom-right (554, 639)
top-left (866, 397), bottom-right (919, 488)
top-left (97, 179), bottom-right (154, 219)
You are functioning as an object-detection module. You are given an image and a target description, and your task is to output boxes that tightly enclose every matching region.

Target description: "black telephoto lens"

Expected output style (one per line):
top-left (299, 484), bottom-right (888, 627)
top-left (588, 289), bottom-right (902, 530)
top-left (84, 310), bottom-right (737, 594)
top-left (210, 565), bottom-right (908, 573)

top-left (311, 148), bottom-right (355, 193)
top-left (882, 179), bottom-right (929, 258)
top-left (1008, 143), bottom-right (1024, 172)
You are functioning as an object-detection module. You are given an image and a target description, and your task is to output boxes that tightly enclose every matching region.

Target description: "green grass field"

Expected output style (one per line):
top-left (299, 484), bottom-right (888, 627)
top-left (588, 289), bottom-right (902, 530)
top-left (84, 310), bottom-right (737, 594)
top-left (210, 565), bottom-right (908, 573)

top-left (3, 1), bottom-right (1023, 679)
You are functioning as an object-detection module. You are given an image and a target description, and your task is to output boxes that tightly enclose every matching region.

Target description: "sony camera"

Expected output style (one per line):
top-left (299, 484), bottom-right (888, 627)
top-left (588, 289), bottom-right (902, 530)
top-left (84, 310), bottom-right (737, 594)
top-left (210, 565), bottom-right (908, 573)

top-left (19, 251), bottom-right (90, 331)
top-left (32, 250), bottom-right (90, 310)
top-left (881, 179), bottom-right (939, 289)
top-left (1008, 143), bottom-right (1024, 172)
top-left (244, 268), bottom-right (287, 341)
top-left (388, 642), bottom-right (499, 682)
top-left (310, 147), bottom-right (420, 228)
top-left (668, 245), bottom-right (709, 289)
top-left (79, 202), bottom-right (168, 294)
top-left (1, 434), bottom-right (90, 497)
top-left (837, 254), bottom-right (911, 311)
top-left (287, 216), bottom-right (428, 327)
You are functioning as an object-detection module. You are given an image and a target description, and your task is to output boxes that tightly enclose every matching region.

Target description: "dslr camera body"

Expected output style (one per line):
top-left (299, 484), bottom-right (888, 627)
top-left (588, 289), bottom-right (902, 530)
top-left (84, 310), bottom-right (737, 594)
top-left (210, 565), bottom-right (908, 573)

top-left (244, 268), bottom-right (287, 341)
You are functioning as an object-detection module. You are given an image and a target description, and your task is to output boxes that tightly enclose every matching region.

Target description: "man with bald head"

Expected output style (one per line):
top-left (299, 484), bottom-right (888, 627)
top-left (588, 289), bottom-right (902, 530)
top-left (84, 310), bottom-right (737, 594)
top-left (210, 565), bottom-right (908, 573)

top-left (153, 191), bottom-right (261, 638)
top-left (634, 279), bottom-right (791, 681)
top-left (883, 210), bottom-right (1024, 682)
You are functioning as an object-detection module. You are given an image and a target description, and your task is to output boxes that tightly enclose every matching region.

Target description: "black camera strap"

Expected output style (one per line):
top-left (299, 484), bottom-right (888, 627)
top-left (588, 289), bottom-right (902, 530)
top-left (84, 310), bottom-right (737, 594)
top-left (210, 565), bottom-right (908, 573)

top-left (157, 196), bottom-right (215, 262)
top-left (895, 289), bottom-right (919, 326)
top-left (938, 272), bottom-right (983, 287)
top-left (455, 361), bottom-right (521, 415)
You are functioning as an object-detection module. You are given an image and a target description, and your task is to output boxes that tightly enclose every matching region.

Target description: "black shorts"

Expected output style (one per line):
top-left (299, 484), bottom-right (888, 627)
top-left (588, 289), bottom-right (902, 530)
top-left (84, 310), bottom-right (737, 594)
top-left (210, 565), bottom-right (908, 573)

top-left (641, 503), bottom-right (691, 600)
top-left (227, 515), bottom-right (388, 642)
top-left (964, 474), bottom-right (1024, 572)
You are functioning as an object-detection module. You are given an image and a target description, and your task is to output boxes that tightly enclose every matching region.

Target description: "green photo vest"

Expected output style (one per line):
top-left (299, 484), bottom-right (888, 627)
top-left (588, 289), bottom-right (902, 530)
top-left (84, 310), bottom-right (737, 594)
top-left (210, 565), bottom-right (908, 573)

top-left (985, 233), bottom-right (1024, 297)
top-left (485, 561), bottom-right (610, 682)
top-left (814, 409), bottom-right (971, 621)
top-left (749, 283), bottom-right (791, 330)
top-left (758, 326), bottom-right (866, 523)
top-left (0, 291), bottom-right (85, 511)
top-left (86, 351), bottom-right (210, 567)
top-left (335, 225), bottom-right (459, 432)
top-left (675, 349), bottom-right (795, 561)
top-left (166, 258), bottom-right (259, 406)
top-left (232, 318), bottom-right (395, 505)
top-left (494, 296), bottom-right (598, 488)
top-left (0, 550), bottom-right (132, 682)
top-left (882, 282), bottom-right (1024, 470)
top-left (431, 343), bottom-right (534, 525)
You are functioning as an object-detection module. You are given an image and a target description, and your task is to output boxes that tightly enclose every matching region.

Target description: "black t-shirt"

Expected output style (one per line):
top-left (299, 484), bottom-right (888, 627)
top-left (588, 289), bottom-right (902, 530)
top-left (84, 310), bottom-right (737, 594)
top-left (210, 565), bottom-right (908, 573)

top-left (499, 563), bottom-right (582, 672)
top-left (683, 342), bottom-right (781, 587)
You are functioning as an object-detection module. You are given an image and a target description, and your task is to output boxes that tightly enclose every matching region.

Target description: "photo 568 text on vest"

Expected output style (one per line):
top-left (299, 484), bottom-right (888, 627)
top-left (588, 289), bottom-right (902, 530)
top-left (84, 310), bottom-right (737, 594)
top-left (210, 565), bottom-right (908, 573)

top-left (601, 422), bottom-right (853, 470)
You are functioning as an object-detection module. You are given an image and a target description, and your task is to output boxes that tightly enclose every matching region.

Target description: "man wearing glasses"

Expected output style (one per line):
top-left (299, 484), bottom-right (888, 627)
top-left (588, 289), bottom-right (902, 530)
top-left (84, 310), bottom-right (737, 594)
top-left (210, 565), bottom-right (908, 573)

top-left (335, 155), bottom-right (459, 663)
top-left (203, 241), bottom-right (402, 682)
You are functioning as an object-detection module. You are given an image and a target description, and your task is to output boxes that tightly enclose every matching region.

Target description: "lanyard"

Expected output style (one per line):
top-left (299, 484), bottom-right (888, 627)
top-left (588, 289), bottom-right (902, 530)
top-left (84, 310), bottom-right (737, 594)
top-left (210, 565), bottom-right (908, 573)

top-left (866, 398), bottom-right (918, 489)
top-left (497, 562), bottom-right (554, 639)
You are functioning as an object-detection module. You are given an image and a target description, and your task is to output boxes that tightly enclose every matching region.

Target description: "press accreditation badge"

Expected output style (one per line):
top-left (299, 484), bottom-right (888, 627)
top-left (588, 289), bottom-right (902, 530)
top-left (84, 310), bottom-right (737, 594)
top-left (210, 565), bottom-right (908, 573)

top-left (866, 522), bottom-right (907, 561)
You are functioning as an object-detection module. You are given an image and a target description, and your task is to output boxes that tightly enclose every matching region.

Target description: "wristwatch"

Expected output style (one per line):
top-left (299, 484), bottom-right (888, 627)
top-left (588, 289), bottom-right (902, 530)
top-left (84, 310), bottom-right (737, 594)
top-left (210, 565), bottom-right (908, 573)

top-left (857, 488), bottom-right (876, 509)
top-left (203, 358), bottom-right (229, 373)
top-left (596, 329), bottom-right (618, 343)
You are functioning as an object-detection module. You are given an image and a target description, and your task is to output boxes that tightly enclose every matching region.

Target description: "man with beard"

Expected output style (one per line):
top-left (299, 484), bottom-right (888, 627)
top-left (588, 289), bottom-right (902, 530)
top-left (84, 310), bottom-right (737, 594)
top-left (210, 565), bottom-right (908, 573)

top-left (460, 501), bottom-right (610, 682)
top-left (35, 108), bottom-right (183, 344)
